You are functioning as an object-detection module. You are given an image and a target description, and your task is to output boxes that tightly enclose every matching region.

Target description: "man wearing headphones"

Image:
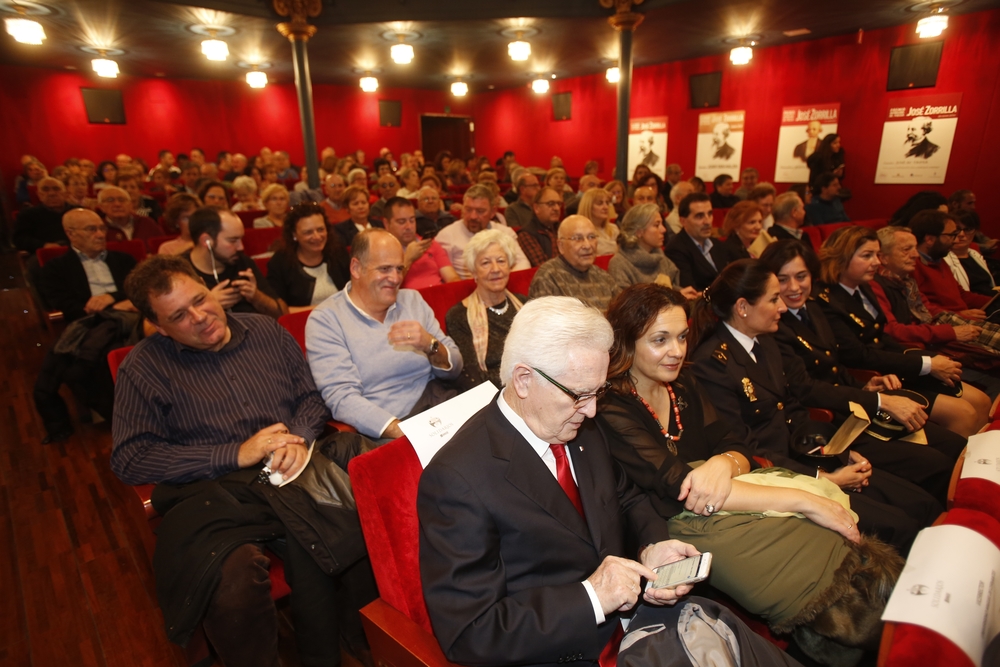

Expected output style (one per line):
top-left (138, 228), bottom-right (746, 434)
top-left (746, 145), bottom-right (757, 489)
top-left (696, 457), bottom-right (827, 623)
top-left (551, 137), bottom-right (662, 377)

top-left (183, 207), bottom-right (286, 317)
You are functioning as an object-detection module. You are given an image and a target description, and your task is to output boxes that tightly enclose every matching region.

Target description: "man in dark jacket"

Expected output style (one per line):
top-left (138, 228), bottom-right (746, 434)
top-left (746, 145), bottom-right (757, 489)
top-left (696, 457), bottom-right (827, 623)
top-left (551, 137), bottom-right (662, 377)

top-left (34, 208), bottom-right (138, 442)
top-left (13, 177), bottom-right (73, 253)
top-left (110, 255), bottom-right (374, 667)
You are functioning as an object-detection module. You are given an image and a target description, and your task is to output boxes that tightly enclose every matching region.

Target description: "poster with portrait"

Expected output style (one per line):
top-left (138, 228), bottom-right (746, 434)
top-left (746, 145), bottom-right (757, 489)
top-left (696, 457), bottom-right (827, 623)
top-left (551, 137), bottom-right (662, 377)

top-left (773, 103), bottom-right (840, 183)
top-left (695, 110), bottom-right (744, 183)
top-left (627, 116), bottom-right (668, 180)
top-left (875, 93), bottom-right (961, 184)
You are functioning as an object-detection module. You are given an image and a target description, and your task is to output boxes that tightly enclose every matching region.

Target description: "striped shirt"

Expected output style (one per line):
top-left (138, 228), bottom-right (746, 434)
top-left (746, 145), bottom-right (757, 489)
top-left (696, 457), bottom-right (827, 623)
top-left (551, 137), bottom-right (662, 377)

top-left (110, 313), bottom-right (329, 485)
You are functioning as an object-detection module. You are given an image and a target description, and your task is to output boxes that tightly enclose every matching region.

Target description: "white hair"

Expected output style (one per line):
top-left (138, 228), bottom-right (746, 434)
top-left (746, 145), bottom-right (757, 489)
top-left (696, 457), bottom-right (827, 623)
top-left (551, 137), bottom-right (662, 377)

top-left (232, 175), bottom-right (258, 196)
top-left (347, 167), bottom-right (367, 183)
top-left (500, 297), bottom-right (613, 384)
top-left (464, 229), bottom-right (519, 276)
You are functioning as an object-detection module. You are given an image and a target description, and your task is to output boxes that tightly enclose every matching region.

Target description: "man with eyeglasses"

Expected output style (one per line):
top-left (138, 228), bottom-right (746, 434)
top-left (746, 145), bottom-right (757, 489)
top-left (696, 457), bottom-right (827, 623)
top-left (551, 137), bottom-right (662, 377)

top-left (504, 172), bottom-right (542, 229)
top-left (908, 210), bottom-right (994, 320)
top-left (35, 208), bottom-right (140, 443)
top-left (370, 173), bottom-right (401, 222)
top-left (436, 185), bottom-right (530, 279)
top-left (320, 173), bottom-right (351, 224)
top-left (529, 215), bottom-right (619, 311)
top-left (664, 192), bottom-right (726, 292)
top-left (97, 186), bottom-right (165, 245)
top-left (418, 296), bottom-right (799, 667)
top-left (414, 186), bottom-right (456, 237)
top-left (517, 187), bottom-right (564, 267)
top-left (306, 228), bottom-right (462, 440)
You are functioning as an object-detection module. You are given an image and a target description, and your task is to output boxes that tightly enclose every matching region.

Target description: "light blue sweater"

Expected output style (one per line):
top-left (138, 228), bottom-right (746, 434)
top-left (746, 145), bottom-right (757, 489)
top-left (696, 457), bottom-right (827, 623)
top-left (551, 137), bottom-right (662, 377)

top-left (305, 284), bottom-right (462, 437)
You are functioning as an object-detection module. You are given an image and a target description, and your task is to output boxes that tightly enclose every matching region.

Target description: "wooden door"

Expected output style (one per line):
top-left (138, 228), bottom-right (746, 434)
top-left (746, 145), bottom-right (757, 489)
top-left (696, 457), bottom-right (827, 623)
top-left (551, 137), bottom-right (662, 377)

top-left (421, 115), bottom-right (474, 162)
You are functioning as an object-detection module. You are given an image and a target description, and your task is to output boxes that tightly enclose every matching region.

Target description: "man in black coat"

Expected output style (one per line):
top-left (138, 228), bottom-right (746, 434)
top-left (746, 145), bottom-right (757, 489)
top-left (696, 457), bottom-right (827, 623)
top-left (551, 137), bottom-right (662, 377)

top-left (34, 209), bottom-right (137, 442)
top-left (664, 193), bottom-right (727, 291)
top-left (13, 176), bottom-right (73, 253)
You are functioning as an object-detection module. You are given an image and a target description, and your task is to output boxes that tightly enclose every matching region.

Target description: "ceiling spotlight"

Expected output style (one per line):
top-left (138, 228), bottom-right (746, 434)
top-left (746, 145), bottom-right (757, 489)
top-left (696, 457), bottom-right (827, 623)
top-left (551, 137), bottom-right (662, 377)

top-left (451, 81), bottom-right (468, 97)
top-left (531, 78), bottom-right (549, 94)
top-left (5, 6), bottom-right (45, 45)
top-left (730, 45), bottom-right (753, 66)
top-left (92, 51), bottom-right (119, 78)
top-left (916, 6), bottom-right (948, 38)
top-left (606, 67), bottom-right (620, 83)
top-left (360, 74), bottom-right (378, 92)
top-left (246, 69), bottom-right (267, 88)
top-left (201, 29), bottom-right (229, 61)
top-left (508, 32), bottom-right (530, 61)
top-left (391, 43), bottom-right (414, 64)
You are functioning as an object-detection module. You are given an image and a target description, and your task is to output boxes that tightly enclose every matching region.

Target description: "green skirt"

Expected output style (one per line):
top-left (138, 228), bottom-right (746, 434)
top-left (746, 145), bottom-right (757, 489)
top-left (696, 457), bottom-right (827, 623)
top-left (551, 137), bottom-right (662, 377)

top-left (667, 513), bottom-right (850, 631)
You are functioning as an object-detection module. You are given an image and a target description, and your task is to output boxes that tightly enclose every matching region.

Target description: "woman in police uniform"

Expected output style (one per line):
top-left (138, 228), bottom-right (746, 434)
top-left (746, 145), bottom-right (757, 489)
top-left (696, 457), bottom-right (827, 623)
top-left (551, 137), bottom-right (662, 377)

top-left (808, 226), bottom-right (990, 436)
top-left (689, 259), bottom-right (942, 553)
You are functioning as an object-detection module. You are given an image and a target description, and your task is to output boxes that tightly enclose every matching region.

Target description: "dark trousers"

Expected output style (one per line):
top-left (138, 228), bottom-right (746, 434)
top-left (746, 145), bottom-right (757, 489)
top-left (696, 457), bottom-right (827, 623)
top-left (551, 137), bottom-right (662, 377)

top-left (848, 469), bottom-right (939, 556)
top-left (33, 347), bottom-right (114, 437)
top-left (202, 540), bottom-right (377, 667)
top-left (854, 422), bottom-right (963, 505)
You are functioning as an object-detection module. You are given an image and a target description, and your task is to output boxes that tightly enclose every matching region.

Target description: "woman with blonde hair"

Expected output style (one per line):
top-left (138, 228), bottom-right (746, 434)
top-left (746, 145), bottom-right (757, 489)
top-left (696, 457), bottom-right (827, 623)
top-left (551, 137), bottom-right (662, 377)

top-left (545, 166), bottom-right (574, 204)
top-left (578, 187), bottom-right (619, 255)
top-left (253, 184), bottom-right (291, 228)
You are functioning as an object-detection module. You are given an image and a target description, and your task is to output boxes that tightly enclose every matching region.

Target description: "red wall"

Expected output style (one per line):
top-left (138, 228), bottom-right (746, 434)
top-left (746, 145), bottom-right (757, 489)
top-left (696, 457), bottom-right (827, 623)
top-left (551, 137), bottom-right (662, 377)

top-left (0, 65), bottom-right (470, 181)
top-left (472, 8), bottom-right (1000, 224)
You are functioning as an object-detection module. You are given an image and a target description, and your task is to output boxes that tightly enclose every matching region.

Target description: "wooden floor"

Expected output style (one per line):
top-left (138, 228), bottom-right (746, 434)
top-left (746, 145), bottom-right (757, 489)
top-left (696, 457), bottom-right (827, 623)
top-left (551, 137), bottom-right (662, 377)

top-left (0, 252), bottom-right (326, 667)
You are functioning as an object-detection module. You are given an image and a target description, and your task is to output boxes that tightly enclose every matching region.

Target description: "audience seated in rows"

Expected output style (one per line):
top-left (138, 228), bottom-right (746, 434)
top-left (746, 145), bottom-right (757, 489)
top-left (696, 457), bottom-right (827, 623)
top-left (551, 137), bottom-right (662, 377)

top-left (747, 182), bottom-right (776, 229)
top-left (334, 185), bottom-right (383, 246)
top-left (110, 255), bottom-right (376, 667)
top-left (306, 228), bottom-right (462, 439)
top-left (504, 171), bottom-right (541, 229)
top-left (529, 215), bottom-right (619, 311)
top-left (414, 186), bottom-right (456, 237)
top-left (98, 186), bottom-right (164, 243)
top-left (14, 176), bottom-right (73, 252)
top-left (734, 167), bottom-right (760, 201)
top-left (516, 186), bottom-right (562, 267)
top-left (577, 187), bottom-right (619, 255)
top-left (664, 180), bottom-right (694, 235)
top-left (910, 210), bottom-right (992, 317)
top-left (445, 229), bottom-right (526, 390)
top-left (769, 192), bottom-right (811, 247)
top-left (437, 185), bottom-right (529, 279)
top-left (947, 211), bottom-right (996, 295)
top-left (709, 174), bottom-right (740, 209)
top-left (370, 173), bottom-right (400, 222)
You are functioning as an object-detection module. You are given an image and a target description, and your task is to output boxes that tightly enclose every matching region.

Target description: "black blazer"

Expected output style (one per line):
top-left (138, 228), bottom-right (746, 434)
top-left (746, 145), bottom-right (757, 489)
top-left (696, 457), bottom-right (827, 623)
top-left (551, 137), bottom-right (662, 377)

top-left (332, 218), bottom-right (383, 246)
top-left (812, 282), bottom-right (924, 378)
top-left (690, 325), bottom-right (816, 475)
top-left (418, 398), bottom-right (671, 667)
top-left (718, 233), bottom-right (752, 265)
top-left (39, 249), bottom-right (136, 322)
top-left (266, 250), bottom-right (350, 307)
top-left (664, 229), bottom-right (728, 291)
top-left (769, 224), bottom-right (813, 250)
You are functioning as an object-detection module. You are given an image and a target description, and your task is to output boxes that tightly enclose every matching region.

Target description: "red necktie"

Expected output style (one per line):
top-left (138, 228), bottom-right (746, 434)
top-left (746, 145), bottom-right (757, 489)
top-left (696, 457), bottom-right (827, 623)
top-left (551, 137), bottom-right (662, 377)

top-left (550, 444), bottom-right (585, 518)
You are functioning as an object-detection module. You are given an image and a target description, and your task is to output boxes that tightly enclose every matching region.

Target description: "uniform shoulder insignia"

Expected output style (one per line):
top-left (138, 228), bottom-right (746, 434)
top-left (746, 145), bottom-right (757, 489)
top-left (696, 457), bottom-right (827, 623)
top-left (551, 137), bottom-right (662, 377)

top-left (712, 345), bottom-right (727, 363)
top-left (796, 336), bottom-right (814, 351)
top-left (816, 289), bottom-right (830, 303)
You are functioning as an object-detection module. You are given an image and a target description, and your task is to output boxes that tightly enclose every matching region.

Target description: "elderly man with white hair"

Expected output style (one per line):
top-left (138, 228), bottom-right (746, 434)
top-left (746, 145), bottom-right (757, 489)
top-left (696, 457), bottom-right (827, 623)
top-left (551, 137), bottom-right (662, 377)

top-left (529, 215), bottom-right (618, 311)
top-left (436, 185), bottom-right (529, 279)
top-left (98, 186), bottom-right (164, 244)
top-left (419, 296), bottom-right (801, 667)
top-left (664, 181), bottom-right (694, 235)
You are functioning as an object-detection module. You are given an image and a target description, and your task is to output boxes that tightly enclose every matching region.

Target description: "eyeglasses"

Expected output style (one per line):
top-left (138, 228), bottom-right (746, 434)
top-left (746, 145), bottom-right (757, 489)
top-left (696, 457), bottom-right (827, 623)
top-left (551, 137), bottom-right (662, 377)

top-left (71, 225), bottom-right (107, 234)
top-left (955, 227), bottom-right (972, 235)
top-left (532, 367), bottom-right (610, 408)
top-left (938, 231), bottom-right (958, 239)
top-left (561, 234), bottom-right (598, 244)
top-left (537, 200), bottom-right (562, 208)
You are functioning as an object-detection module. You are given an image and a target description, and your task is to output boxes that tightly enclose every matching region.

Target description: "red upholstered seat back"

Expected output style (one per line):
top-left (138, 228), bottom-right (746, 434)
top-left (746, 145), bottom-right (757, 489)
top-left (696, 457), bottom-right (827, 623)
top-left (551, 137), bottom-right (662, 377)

top-left (802, 226), bottom-right (823, 249)
top-left (712, 208), bottom-right (729, 228)
top-left (147, 234), bottom-right (179, 254)
top-left (879, 508), bottom-right (999, 667)
top-left (242, 226), bottom-right (282, 257)
top-left (107, 345), bottom-right (134, 382)
top-left (418, 279), bottom-right (476, 332)
top-left (594, 254), bottom-right (613, 270)
top-left (506, 266), bottom-right (539, 296)
top-left (278, 309), bottom-right (313, 355)
top-left (234, 210), bottom-right (263, 228)
top-left (348, 437), bottom-right (434, 634)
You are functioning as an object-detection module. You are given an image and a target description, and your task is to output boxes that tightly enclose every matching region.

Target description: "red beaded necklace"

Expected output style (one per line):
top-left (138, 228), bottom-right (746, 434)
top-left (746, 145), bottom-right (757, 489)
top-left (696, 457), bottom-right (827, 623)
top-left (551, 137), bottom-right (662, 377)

top-left (630, 383), bottom-right (683, 455)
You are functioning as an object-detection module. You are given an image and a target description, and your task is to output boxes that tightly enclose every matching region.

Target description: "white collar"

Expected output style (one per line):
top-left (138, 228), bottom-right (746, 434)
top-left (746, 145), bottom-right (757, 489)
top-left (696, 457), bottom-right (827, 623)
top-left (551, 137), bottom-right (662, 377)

top-left (723, 322), bottom-right (757, 356)
top-left (498, 390), bottom-right (551, 458)
top-left (344, 281), bottom-right (397, 322)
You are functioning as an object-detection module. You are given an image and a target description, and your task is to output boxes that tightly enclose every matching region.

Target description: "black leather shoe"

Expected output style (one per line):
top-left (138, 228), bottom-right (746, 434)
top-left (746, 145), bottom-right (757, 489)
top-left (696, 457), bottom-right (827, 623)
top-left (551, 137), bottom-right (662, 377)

top-left (41, 427), bottom-right (73, 444)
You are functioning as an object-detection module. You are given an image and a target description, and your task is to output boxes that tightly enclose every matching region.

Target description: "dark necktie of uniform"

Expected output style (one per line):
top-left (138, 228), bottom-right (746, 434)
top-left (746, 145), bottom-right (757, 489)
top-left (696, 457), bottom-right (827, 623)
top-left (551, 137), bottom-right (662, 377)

top-left (549, 444), bottom-right (585, 518)
top-left (853, 289), bottom-right (865, 309)
top-left (751, 341), bottom-right (765, 365)
top-left (798, 305), bottom-right (812, 328)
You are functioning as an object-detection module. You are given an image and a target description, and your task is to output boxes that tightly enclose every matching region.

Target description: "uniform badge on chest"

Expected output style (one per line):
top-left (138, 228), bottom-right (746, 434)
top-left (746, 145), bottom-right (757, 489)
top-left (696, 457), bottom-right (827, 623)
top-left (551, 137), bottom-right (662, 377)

top-left (742, 377), bottom-right (758, 402)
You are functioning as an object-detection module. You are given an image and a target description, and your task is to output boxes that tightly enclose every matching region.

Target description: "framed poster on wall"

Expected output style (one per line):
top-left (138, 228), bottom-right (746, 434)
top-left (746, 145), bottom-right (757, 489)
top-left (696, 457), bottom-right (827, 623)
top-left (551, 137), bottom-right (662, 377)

top-left (875, 94), bottom-right (961, 185)
top-left (773, 103), bottom-right (840, 183)
top-left (695, 110), bottom-right (744, 183)
top-left (627, 116), bottom-right (668, 180)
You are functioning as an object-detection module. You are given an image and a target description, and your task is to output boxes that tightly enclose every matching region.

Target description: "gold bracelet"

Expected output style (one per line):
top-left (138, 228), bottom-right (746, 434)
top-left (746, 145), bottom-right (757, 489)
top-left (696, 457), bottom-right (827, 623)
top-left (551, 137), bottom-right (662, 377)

top-left (721, 452), bottom-right (742, 477)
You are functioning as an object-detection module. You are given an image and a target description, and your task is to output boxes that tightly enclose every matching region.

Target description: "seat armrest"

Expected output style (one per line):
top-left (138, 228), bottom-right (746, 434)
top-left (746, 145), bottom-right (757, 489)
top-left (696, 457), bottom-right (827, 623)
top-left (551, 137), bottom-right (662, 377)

top-left (360, 598), bottom-right (462, 667)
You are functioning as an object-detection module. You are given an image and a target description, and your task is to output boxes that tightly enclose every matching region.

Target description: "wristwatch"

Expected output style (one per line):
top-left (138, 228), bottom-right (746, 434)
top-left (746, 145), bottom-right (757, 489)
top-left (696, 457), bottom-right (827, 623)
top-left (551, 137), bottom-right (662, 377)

top-left (426, 337), bottom-right (440, 356)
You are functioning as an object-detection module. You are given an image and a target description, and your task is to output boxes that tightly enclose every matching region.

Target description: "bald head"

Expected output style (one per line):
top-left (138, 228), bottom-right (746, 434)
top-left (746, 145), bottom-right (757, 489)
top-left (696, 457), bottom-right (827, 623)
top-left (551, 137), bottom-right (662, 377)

top-left (63, 208), bottom-right (107, 257)
top-left (578, 174), bottom-right (601, 193)
top-left (633, 185), bottom-right (657, 206)
top-left (324, 173), bottom-right (346, 201)
top-left (557, 215), bottom-right (598, 272)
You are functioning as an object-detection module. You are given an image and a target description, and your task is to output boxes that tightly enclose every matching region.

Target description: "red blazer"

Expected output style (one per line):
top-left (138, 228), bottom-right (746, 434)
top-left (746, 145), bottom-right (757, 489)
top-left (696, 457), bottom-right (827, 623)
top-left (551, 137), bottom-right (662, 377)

top-left (912, 257), bottom-right (990, 315)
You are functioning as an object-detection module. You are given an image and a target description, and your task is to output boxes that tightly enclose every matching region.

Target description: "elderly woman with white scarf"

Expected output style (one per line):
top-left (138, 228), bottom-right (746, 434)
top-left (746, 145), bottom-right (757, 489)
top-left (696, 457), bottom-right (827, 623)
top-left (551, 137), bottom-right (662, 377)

top-left (446, 229), bottom-right (527, 389)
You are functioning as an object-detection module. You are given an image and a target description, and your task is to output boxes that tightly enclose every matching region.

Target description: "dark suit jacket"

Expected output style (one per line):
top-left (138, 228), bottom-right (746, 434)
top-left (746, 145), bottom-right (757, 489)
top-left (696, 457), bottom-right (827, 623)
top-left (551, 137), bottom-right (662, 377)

top-left (39, 249), bottom-right (136, 322)
top-left (812, 282), bottom-right (924, 378)
top-left (332, 218), bottom-right (383, 246)
top-left (717, 233), bottom-right (752, 265)
top-left (769, 224), bottom-right (813, 250)
top-left (664, 229), bottom-right (727, 291)
top-left (418, 398), bottom-right (671, 667)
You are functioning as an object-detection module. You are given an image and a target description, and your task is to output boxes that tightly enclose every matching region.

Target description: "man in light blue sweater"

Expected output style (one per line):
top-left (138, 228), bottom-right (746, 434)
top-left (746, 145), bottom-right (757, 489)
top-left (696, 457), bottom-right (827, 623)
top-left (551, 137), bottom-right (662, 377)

top-left (306, 228), bottom-right (462, 439)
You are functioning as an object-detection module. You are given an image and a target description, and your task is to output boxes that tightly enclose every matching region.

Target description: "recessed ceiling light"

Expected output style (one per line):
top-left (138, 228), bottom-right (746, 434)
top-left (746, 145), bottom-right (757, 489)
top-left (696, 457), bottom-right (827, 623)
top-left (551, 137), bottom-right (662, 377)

top-left (531, 78), bottom-right (549, 94)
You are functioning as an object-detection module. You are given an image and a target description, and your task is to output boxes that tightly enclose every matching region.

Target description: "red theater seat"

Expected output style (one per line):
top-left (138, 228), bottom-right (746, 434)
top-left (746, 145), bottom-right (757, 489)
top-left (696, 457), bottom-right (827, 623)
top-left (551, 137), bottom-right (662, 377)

top-left (594, 254), bottom-right (613, 270)
top-left (417, 279), bottom-right (476, 332)
top-left (235, 210), bottom-right (263, 228)
top-left (147, 234), bottom-right (179, 254)
top-left (506, 266), bottom-right (539, 296)
top-left (349, 437), bottom-right (462, 667)
top-left (242, 226), bottom-right (282, 257)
